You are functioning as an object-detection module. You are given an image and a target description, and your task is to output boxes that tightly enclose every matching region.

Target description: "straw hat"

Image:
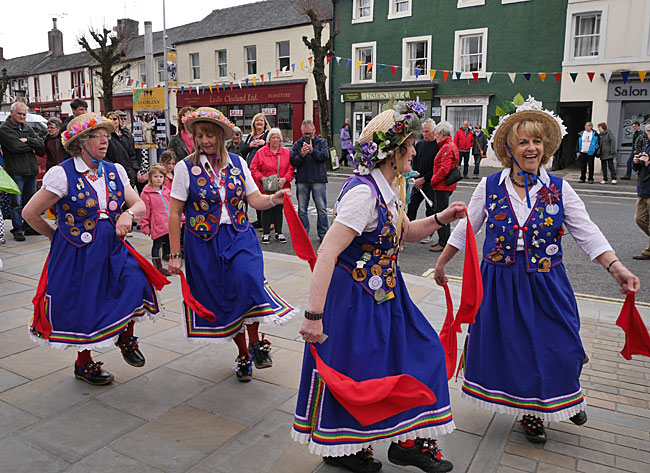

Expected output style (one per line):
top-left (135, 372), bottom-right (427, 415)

top-left (492, 110), bottom-right (563, 162)
top-left (359, 109), bottom-right (411, 145)
top-left (182, 107), bottom-right (235, 140)
top-left (61, 113), bottom-right (115, 150)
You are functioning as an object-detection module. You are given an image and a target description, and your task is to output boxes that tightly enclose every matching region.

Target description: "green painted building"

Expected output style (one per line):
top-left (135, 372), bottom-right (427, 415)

top-left (330, 0), bottom-right (568, 164)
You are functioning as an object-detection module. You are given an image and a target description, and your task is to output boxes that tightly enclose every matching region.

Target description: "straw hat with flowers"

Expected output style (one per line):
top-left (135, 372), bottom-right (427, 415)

top-left (61, 113), bottom-right (115, 150)
top-left (182, 107), bottom-right (236, 140)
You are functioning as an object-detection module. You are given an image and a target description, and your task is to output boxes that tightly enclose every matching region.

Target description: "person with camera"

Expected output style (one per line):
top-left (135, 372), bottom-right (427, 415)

top-left (289, 119), bottom-right (330, 240)
top-left (633, 124), bottom-right (650, 260)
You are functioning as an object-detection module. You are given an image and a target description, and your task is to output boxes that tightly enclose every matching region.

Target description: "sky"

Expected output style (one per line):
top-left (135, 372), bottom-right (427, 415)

top-left (0, 0), bottom-right (259, 59)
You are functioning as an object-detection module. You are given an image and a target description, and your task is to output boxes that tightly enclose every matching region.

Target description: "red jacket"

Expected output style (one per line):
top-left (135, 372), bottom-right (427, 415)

top-left (431, 136), bottom-right (460, 191)
top-left (250, 144), bottom-right (294, 195)
top-left (454, 127), bottom-right (474, 151)
top-left (140, 184), bottom-right (171, 240)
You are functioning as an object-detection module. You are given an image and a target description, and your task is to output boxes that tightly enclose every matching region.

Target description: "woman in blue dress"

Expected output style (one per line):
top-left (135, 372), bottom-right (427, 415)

top-left (434, 100), bottom-right (640, 443)
top-left (22, 113), bottom-right (163, 385)
top-left (294, 103), bottom-right (466, 473)
top-left (167, 107), bottom-right (294, 382)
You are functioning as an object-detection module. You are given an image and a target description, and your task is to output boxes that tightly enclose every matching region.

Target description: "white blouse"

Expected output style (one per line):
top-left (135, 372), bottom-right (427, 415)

top-left (170, 154), bottom-right (259, 226)
top-left (448, 168), bottom-right (613, 261)
top-left (42, 157), bottom-right (130, 220)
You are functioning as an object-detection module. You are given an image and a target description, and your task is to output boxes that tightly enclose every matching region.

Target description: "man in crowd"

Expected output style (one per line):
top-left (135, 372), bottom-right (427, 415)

top-left (62, 99), bottom-right (88, 159)
top-left (623, 121), bottom-right (643, 180)
top-left (633, 124), bottom-right (650, 261)
top-left (406, 118), bottom-right (438, 243)
top-left (454, 120), bottom-right (474, 178)
top-left (577, 121), bottom-right (599, 184)
top-left (0, 102), bottom-right (44, 241)
top-left (290, 119), bottom-right (330, 240)
top-left (471, 123), bottom-right (488, 179)
top-left (227, 126), bottom-right (244, 156)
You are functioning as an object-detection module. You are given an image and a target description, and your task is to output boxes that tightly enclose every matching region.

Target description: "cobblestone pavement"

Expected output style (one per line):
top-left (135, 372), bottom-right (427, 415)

top-left (0, 231), bottom-right (649, 473)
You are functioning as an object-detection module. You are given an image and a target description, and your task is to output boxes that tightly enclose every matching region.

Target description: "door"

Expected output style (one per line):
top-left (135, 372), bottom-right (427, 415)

top-left (353, 111), bottom-right (372, 143)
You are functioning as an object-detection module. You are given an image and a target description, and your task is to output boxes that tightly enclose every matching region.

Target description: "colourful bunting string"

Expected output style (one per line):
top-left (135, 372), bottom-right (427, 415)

top-left (391, 65), bottom-right (397, 76)
top-left (554, 73), bottom-right (562, 82)
top-left (472, 72), bottom-right (479, 83)
top-left (308, 57), bottom-right (313, 67)
top-left (454, 71), bottom-right (462, 80)
top-left (508, 73), bottom-right (516, 84)
top-left (569, 72), bottom-right (578, 83)
top-left (345, 59), bottom-right (351, 69)
top-left (486, 72), bottom-right (493, 83)
top-left (300, 60), bottom-right (304, 71)
top-left (538, 73), bottom-right (546, 82)
top-left (640, 71), bottom-right (647, 83)
top-left (430, 69), bottom-right (437, 81)
top-left (523, 73), bottom-right (531, 81)
top-left (415, 68), bottom-right (422, 79)
top-left (443, 70), bottom-right (450, 83)
top-left (587, 72), bottom-right (595, 82)
top-left (366, 63), bottom-right (373, 74)
top-left (326, 55), bottom-right (331, 64)
top-left (621, 71), bottom-right (630, 83)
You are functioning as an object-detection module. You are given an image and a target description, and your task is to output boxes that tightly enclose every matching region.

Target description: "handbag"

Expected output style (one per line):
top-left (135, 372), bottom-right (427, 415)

top-left (445, 166), bottom-right (463, 186)
top-left (261, 153), bottom-right (281, 193)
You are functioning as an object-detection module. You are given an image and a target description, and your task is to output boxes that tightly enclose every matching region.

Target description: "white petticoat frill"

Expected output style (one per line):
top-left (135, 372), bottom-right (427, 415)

top-left (460, 389), bottom-right (586, 423)
top-left (291, 420), bottom-right (456, 458)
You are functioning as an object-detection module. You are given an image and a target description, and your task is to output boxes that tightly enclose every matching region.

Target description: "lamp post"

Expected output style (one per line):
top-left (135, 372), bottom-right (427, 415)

top-left (162, 0), bottom-right (171, 144)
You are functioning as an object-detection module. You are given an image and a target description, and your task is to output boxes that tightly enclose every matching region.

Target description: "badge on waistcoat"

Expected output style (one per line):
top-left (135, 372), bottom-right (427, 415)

top-left (230, 167), bottom-right (241, 176)
top-left (191, 166), bottom-right (202, 176)
top-left (197, 177), bottom-right (207, 187)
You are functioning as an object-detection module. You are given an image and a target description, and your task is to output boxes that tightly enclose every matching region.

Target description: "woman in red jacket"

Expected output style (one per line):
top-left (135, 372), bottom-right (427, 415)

top-left (250, 128), bottom-right (294, 244)
top-left (430, 121), bottom-right (460, 252)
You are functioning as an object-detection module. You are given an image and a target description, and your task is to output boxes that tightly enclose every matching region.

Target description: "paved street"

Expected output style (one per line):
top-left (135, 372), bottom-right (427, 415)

top-left (1, 226), bottom-right (650, 472)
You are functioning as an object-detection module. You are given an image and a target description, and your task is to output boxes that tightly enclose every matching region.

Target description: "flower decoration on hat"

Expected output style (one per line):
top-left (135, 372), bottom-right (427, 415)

top-left (349, 100), bottom-right (426, 176)
top-left (61, 115), bottom-right (112, 147)
top-left (182, 108), bottom-right (234, 128)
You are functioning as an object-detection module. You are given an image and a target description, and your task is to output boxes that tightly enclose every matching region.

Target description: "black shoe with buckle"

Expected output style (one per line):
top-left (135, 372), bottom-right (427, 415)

top-left (235, 355), bottom-right (253, 382)
top-left (569, 410), bottom-right (587, 426)
top-left (74, 361), bottom-right (114, 385)
top-left (388, 438), bottom-right (453, 473)
top-left (115, 334), bottom-right (145, 367)
top-left (520, 415), bottom-right (547, 443)
top-left (323, 446), bottom-right (382, 473)
top-left (249, 339), bottom-right (273, 369)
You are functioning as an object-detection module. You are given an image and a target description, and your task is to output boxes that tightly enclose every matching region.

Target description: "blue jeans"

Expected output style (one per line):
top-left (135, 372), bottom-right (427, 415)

top-left (460, 150), bottom-right (471, 177)
top-left (626, 150), bottom-right (635, 178)
top-left (9, 174), bottom-right (37, 234)
top-left (296, 182), bottom-right (329, 237)
top-left (472, 154), bottom-right (482, 176)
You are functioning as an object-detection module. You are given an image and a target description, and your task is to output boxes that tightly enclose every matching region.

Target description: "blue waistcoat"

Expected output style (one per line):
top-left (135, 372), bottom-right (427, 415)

top-left (56, 159), bottom-right (124, 247)
top-left (483, 172), bottom-right (565, 272)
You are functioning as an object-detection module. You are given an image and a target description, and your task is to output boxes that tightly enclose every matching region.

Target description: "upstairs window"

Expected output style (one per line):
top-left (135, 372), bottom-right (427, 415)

top-left (572, 12), bottom-right (601, 58)
top-left (353, 0), bottom-right (373, 23)
top-left (216, 50), bottom-right (227, 78)
top-left (190, 53), bottom-right (200, 80)
top-left (245, 46), bottom-right (257, 75)
top-left (277, 41), bottom-right (290, 73)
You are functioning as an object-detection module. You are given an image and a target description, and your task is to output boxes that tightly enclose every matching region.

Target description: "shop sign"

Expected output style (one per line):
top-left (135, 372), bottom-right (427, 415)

top-left (262, 107), bottom-right (277, 115)
top-left (608, 82), bottom-right (650, 101)
top-left (132, 88), bottom-right (167, 149)
top-left (166, 50), bottom-right (178, 88)
top-left (342, 89), bottom-right (433, 102)
top-left (229, 109), bottom-right (243, 117)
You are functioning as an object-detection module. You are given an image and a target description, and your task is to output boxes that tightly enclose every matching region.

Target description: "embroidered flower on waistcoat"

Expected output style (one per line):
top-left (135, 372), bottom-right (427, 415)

top-left (537, 184), bottom-right (562, 205)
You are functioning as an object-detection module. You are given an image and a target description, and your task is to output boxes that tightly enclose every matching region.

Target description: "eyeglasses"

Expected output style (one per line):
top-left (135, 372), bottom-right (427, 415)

top-left (87, 133), bottom-right (111, 141)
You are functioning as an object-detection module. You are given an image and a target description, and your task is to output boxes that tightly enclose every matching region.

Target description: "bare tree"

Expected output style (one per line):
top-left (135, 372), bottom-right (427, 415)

top-left (300, 0), bottom-right (338, 147)
top-left (0, 69), bottom-right (9, 103)
top-left (78, 27), bottom-right (129, 112)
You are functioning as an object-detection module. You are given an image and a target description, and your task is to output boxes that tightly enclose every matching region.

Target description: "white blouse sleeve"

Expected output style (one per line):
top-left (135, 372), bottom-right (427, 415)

top-left (239, 157), bottom-right (260, 195)
top-left (334, 185), bottom-right (377, 235)
top-left (41, 166), bottom-right (68, 198)
top-left (114, 163), bottom-right (131, 188)
top-left (561, 181), bottom-right (613, 261)
top-left (447, 177), bottom-right (488, 251)
top-left (170, 161), bottom-right (190, 201)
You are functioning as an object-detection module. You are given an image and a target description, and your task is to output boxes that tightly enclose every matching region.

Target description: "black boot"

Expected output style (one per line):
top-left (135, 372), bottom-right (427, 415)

top-left (74, 361), bottom-right (114, 385)
top-left (116, 333), bottom-right (146, 367)
top-left (235, 354), bottom-right (253, 382)
top-left (520, 415), bottom-right (547, 443)
top-left (323, 447), bottom-right (382, 473)
top-left (388, 438), bottom-right (453, 473)
top-left (249, 339), bottom-right (273, 369)
top-left (569, 410), bottom-right (587, 425)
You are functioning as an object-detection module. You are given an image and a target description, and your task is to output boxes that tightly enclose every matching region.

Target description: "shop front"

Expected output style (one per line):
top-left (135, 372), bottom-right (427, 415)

top-left (176, 79), bottom-right (307, 143)
top-left (438, 95), bottom-right (492, 131)
top-left (31, 101), bottom-right (62, 119)
top-left (101, 93), bottom-right (136, 129)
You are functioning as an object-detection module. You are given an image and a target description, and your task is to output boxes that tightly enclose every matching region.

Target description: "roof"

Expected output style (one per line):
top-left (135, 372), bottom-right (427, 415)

top-left (0, 51), bottom-right (50, 77)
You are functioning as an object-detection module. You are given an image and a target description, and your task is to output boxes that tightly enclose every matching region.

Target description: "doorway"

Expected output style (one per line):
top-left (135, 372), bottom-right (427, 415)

top-left (353, 111), bottom-right (372, 143)
top-left (556, 102), bottom-right (592, 170)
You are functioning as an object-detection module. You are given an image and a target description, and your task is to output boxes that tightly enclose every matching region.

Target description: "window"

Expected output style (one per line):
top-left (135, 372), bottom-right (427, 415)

top-left (352, 42), bottom-right (376, 83)
top-left (388, 0), bottom-right (411, 19)
top-left (123, 65), bottom-right (131, 82)
top-left (245, 46), bottom-right (257, 75)
top-left (457, 0), bottom-right (484, 8)
top-left (33, 77), bottom-right (40, 99)
top-left (190, 53), bottom-right (200, 80)
top-left (352, 0), bottom-right (373, 23)
top-left (572, 12), bottom-right (601, 58)
top-left (502, 0), bottom-right (531, 3)
top-left (216, 49), bottom-right (227, 78)
top-left (440, 96), bottom-right (489, 132)
top-left (71, 70), bottom-right (85, 96)
top-left (277, 41), bottom-right (290, 73)
top-left (157, 58), bottom-right (165, 83)
top-left (51, 74), bottom-right (59, 97)
top-left (454, 28), bottom-right (488, 77)
top-left (139, 62), bottom-right (146, 85)
top-left (402, 36), bottom-right (431, 80)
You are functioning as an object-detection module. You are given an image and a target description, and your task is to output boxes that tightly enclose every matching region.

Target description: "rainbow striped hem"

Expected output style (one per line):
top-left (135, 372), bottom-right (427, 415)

top-left (184, 280), bottom-right (294, 339)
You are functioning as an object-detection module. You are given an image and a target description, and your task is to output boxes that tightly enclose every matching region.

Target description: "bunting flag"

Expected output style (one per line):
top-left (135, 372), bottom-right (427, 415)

top-left (300, 60), bottom-right (304, 71)
top-left (267, 72), bottom-right (271, 82)
top-left (538, 73), bottom-right (546, 82)
top-left (554, 72), bottom-right (562, 82)
top-left (245, 78), bottom-right (249, 87)
top-left (215, 84), bottom-right (219, 92)
top-left (391, 65), bottom-right (397, 76)
top-left (587, 72), bottom-right (595, 82)
top-left (180, 86), bottom-right (185, 93)
top-left (472, 72), bottom-right (479, 83)
top-left (378, 64), bottom-right (386, 76)
top-left (230, 81), bottom-right (234, 90)
top-left (308, 56), bottom-right (313, 67)
top-left (430, 69), bottom-right (437, 81)
top-left (640, 71), bottom-right (647, 83)
top-left (443, 70), bottom-right (450, 83)
top-left (616, 292), bottom-right (650, 360)
top-left (292, 63), bottom-right (296, 73)
top-left (454, 71), bottom-right (462, 80)
top-left (326, 55), bottom-right (331, 64)
top-left (253, 76), bottom-right (256, 86)
top-left (508, 73), bottom-right (516, 84)
top-left (622, 71), bottom-right (630, 83)
top-left (569, 72), bottom-right (578, 82)
top-left (366, 62), bottom-right (373, 74)
top-left (415, 68), bottom-right (422, 79)
top-left (238, 80), bottom-right (242, 89)
top-left (523, 73), bottom-right (531, 81)
top-left (336, 56), bottom-right (341, 64)
top-left (276, 69), bottom-right (280, 78)
top-left (486, 72), bottom-right (493, 83)
top-left (355, 61), bottom-right (362, 71)
top-left (345, 59), bottom-right (351, 69)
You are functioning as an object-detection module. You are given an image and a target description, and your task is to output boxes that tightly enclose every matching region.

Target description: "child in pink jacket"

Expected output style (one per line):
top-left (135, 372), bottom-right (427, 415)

top-left (140, 164), bottom-right (172, 276)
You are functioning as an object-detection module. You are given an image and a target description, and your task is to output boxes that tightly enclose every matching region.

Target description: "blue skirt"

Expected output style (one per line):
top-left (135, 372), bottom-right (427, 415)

top-left (292, 265), bottom-right (454, 457)
top-left (182, 224), bottom-right (294, 342)
top-left (31, 220), bottom-right (162, 350)
top-left (462, 254), bottom-right (586, 421)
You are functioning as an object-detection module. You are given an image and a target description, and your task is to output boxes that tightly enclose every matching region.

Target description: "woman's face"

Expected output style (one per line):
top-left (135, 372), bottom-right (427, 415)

top-left (47, 123), bottom-right (59, 136)
top-left (108, 115), bottom-right (120, 131)
top-left (269, 134), bottom-right (282, 149)
top-left (163, 161), bottom-right (174, 174)
top-left (151, 172), bottom-right (165, 188)
top-left (82, 129), bottom-right (110, 160)
top-left (435, 132), bottom-right (445, 143)
top-left (397, 137), bottom-right (416, 173)
top-left (195, 128), bottom-right (218, 155)
top-left (254, 116), bottom-right (265, 133)
top-left (512, 126), bottom-right (544, 174)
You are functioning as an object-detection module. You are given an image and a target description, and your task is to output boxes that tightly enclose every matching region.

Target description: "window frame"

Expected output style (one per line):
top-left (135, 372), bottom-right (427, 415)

top-left (501, 0), bottom-right (530, 3)
top-left (457, 0), bottom-right (485, 8)
top-left (570, 11), bottom-right (602, 59)
top-left (277, 41), bottom-right (291, 75)
top-left (189, 53), bottom-right (201, 81)
top-left (138, 62), bottom-right (147, 85)
top-left (216, 49), bottom-right (228, 79)
top-left (157, 58), bottom-right (165, 84)
top-left (351, 41), bottom-right (377, 84)
top-left (401, 35), bottom-right (432, 81)
top-left (563, 5), bottom-right (608, 65)
top-left (245, 46), bottom-right (257, 76)
top-left (352, 0), bottom-right (374, 24)
top-left (51, 74), bottom-right (59, 97)
top-left (388, 0), bottom-right (412, 19)
top-left (453, 27), bottom-right (489, 79)
top-left (71, 69), bottom-right (86, 97)
top-left (33, 77), bottom-right (40, 99)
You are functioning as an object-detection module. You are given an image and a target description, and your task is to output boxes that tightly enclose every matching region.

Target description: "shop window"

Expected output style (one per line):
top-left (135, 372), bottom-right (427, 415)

top-left (352, 0), bottom-right (373, 23)
top-left (389, 0), bottom-right (411, 19)
top-left (351, 41), bottom-right (376, 84)
top-left (139, 62), bottom-right (147, 85)
top-left (571, 12), bottom-right (601, 58)
top-left (454, 28), bottom-right (488, 77)
top-left (216, 50), bottom-right (227, 78)
top-left (277, 41), bottom-right (291, 74)
top-left (277, 103), bottom-right (293, 142)
top-left (445, 105), bottom-right (483, 131)
top-left (157, 59), bottom-right (165, 83)
top-left (229, 106), bottom-right (244, 129)
top-left (457, 0), bottom-right (484, 8)
top-left (402, 36), bottom-right (431, 81)
top-left (245, 46), bottom-right (257, 76)
top-left (620, 101), bottom-right (650, 146)
top-left (190, 53), bottom-right (200, 81)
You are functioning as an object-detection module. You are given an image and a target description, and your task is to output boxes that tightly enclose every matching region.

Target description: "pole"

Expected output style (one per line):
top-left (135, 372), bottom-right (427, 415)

top-left (162, 0), bottom-right (171, 144)
top-left (144, 21), bottom-right (157, 163)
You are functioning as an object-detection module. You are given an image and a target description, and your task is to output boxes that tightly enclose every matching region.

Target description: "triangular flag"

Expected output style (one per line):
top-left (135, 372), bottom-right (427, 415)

top-left (366, 62), bottom-right (373, 74)
top-left (391, 65), bottom-right (397, 76)
top-left (472, 72), bottom-right (479, 83)
top-left (300, 60), bottom-right (304, 71)
top-left (622, 71), bottom-right (630, 83)
top-left (523, 73), bottom-right (531, 81)
top-left (267, 72), bottom-right (271, 82)
top-left (455, 71), bottom-right (462, 80)
top-left (587, 72), bottom-right (595, 82)
top-left (208, 85), bottom-right (213, 93)
top-left (616, 292), bottom-right (650, 360)
top-left (569, 72), bottom-right (578, 82)
top-left (201, 85), bottom-right (205, 94)
top-left (216, 84), bottom-right (220, 92)
top-left (415, 68), bottom-right (422, 79)
top-left (253, 76), bottom-right (256, 86)
top-left (326, 55), bottom-right (331, 64)
top-left (355, 61), bottom-right (362, 71)
top-left (308, 56), bottom-right (313, 67)
top-left (180, 86), bottom-right (185, 93)
top-left (430, 70), bottom-right (437, 81)
top-left (378, 64), bottom-right (385, 76)
top-left (188, 86), bottom-right (192, 93)
top-left (443, 70), bottom-right (450, 83)
top-left (508, 73), bottom-right (516, 84)
top-left (554, 73), bottom-right (562, 82)
top-left (602, 71), bottom-right (612, 82)
top-left (245, 78), bottom-right (249, 87)
top-left (538, 73), bottom-right (546, 82)
top-left (486, 72), bottom-right (493, 83)
top-left (336, 56), bottom-right (341, 64)
top-left (640, 71), bottom-right (647, 83)
top-left (230, 81), bottom-right (233, 90)
top-left (238, 80), bottom-right (242, 89)
top-left (345, 59), bottom-right (351, 69)
top-left (196, 86), bottom-right (200, 95)
top-left (260, 74), bottom-right (264, 83)
top-left (292, 63), bottom-right (296, 73)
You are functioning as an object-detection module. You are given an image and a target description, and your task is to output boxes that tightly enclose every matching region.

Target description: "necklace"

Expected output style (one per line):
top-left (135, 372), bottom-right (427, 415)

top-left (510, 172), bottom-right (534, 188)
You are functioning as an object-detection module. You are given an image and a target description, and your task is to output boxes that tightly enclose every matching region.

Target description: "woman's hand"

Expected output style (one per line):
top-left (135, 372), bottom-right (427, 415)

top-left (278, 177), bottom-right (287, 188)
top-left (168, 257), bottom-right (182, 274)
top-left (433, 261), bottom-right (448, 287)
top-left (115, 213), bottom-right (133, 238)
top-left (137, 172), bottom-right (148, 184)
top-left (272, 188), bottom-right (291, 204)
top-left (439, 201), bottom-right (467, 224)
top-left (299, 318), bottom-right (324, 343)
top-left (611, 264), bottom-right (641, 294)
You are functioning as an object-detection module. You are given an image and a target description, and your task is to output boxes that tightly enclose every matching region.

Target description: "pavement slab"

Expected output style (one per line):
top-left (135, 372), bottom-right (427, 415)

top-left (65, 447), bottom-right (164, 473)
top-left (0, 435), bottom-right (70, 473)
